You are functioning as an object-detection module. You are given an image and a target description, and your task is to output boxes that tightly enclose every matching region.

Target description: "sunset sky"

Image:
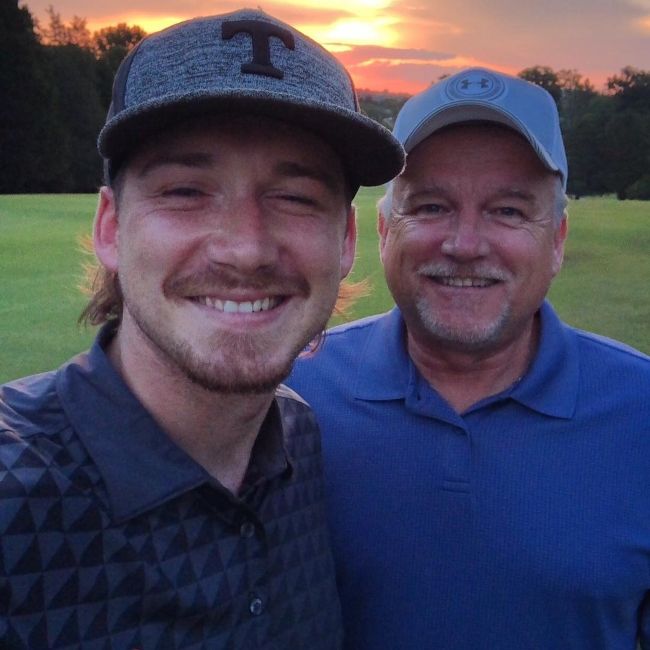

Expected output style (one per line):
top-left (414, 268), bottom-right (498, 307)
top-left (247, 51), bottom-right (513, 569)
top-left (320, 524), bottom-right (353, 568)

top-left (23, 0), bottom-right (650, 94)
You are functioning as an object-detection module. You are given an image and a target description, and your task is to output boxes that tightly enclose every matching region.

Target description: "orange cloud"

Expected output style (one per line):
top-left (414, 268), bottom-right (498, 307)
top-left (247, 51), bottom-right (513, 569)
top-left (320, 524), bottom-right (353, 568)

top-left (27, 0), bottom-right (650, 94)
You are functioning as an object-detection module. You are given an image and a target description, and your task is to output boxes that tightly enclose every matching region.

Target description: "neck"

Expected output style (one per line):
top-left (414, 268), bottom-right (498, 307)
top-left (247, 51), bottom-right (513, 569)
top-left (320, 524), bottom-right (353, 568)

top-left (407, 317), bottom-right (539, 414)
top-left (106, 325), bottom-right (274, 494)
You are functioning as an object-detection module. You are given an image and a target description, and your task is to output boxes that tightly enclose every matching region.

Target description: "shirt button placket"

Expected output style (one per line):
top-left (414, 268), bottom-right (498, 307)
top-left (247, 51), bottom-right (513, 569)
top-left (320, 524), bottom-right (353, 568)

top-left (249, 595), bottom-right (264, 616)
top-left (240, 520), bottom-right (256, 539)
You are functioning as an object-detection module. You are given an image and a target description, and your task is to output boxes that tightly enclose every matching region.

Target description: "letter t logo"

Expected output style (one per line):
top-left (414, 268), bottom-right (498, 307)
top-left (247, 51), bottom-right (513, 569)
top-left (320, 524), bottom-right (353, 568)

top-left (222, 19), bottom-right (296, 79)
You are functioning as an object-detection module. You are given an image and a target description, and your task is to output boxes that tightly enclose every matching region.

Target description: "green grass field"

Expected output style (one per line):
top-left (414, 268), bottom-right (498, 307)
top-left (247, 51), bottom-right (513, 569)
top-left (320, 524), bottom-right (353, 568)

top-left (1, 191), bottom-right (649, 383)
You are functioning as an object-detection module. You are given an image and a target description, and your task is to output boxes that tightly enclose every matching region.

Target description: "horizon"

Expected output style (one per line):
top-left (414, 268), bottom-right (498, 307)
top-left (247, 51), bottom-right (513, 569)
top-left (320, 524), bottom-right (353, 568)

top-left (21, 0), bottom-right (650, 94)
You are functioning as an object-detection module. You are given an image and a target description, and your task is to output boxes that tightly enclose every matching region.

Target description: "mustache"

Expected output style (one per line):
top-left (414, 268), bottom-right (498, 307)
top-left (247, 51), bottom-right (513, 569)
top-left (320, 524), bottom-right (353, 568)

top-left (417, 262), bottom-right (510, 282)
top-left (164, 265), bottom-right (310, 297)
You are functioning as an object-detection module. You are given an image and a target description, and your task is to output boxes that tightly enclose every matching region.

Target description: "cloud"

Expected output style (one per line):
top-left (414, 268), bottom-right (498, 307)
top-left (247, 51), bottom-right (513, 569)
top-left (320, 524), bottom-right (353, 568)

top-left (23, 0), bottom-right (650, 92)
top-left (332, 44), bottom-right (454, 66)
top-left (27, 0), bottom-right (355, 29)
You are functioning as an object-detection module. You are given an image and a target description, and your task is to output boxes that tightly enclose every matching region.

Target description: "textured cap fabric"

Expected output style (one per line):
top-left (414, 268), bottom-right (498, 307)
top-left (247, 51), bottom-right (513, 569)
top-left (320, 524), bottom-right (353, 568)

top-left (98, 9), bottom-right (405, 189)
top-left (393, 67), bottom-right (568, 189)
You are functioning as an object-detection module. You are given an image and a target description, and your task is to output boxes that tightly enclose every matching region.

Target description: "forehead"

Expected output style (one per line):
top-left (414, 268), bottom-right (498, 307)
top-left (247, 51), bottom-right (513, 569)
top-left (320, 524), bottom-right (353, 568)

top-left (401, 122), bottom-right (552, 186)
top-left (124, 114), bottom-right (347, 185)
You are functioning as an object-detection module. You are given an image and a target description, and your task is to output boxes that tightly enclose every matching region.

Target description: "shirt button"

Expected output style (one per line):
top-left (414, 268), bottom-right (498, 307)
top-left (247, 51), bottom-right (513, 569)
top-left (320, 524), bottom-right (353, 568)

top-left (249, 596), bottom-right (264, 616)
top-left (240, 521), bottom-right (256, 538)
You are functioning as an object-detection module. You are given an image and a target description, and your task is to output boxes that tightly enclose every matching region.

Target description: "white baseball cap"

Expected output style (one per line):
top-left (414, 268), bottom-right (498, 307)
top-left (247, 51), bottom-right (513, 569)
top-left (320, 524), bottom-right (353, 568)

top-left (393, 67), bottom-right (568, 189)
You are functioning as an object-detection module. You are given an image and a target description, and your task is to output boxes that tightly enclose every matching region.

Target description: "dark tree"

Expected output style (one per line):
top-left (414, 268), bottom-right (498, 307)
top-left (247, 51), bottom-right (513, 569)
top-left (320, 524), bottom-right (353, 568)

top-left (603, 67), bottom-right (650, 198)
top-left (518, 66), bottom-right (562, 105)
top-left (602, 108), bottom-right (650, 199)
top-left (93, 23), bottom-right (146, 107)
top-left (39, 5), bottom-right (92, 48)
top-left (43, 43), bottom-right (105, 191)
top-left (0, 0), bottom-right (65, 192)
top-left (563, 95), bottom-right (612, 197)
top-left (607, 66), bottom-right (650, 112)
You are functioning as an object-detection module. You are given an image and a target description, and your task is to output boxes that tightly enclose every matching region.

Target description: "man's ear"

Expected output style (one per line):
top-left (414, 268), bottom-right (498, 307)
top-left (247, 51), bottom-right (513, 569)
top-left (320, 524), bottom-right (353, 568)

top-left (93, 186), bottom-right (120, 273)
top-left (339, 205), bottom-right (357, 279)
top-left (377, 211), bottom-right (388, 264)
top-left (552, 215), bottom-right (569, 277)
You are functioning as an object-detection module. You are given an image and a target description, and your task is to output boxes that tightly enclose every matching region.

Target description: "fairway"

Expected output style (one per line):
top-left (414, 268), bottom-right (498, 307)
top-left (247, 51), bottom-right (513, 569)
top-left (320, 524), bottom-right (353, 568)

top-left (1, 191), bottom-right (649, 383)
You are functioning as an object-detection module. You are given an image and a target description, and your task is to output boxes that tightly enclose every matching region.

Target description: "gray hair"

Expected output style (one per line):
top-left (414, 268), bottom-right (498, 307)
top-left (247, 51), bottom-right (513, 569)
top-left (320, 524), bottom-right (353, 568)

top-left (378, 175), bottom-right (568, 228)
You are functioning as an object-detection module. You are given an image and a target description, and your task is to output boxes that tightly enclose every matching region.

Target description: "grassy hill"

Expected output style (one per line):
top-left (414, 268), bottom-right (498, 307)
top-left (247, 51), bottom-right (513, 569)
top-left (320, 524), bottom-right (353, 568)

top-left (1, 191), bottom-right (649, 383)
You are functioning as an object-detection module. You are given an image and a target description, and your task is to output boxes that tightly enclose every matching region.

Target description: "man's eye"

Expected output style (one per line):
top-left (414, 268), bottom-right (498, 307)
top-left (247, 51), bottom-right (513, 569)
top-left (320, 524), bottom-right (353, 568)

top-left (274, 193), bottom-right (319, 208)
top-left (281, 194), bottom-right (315, 204)
top-left (162, 187), bottom-right (204, 198)
top-left (415, 203), bottom-right (445, 216)
top-left (495, 207), bottom-right (524, 218)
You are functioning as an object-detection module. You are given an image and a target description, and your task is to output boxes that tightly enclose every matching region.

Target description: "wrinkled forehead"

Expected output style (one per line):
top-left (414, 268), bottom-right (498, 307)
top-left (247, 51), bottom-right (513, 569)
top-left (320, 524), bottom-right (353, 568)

top-left (398, 121), bottom-right (559, 187)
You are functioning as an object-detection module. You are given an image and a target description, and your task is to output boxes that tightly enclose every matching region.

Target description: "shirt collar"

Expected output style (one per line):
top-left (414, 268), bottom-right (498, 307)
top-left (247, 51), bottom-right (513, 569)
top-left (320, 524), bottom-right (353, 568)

top-left (507, 300), bottom-right (579, 418)
top-left (56, 324), bottom-right (291, 523)
top-left (352, 301), bottom-right (579, 419)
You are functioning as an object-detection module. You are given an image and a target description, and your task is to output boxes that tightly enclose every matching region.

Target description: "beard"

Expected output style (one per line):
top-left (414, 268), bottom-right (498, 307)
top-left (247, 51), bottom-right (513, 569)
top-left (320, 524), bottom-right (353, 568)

top-left (415, 295), bottom-right (513, 353)
top-left (120, 265), bottom-right (329, 394)
top-left (410, 261), bottom-right (514, 352)
top-left (152, 329), bottom-right (299, 394)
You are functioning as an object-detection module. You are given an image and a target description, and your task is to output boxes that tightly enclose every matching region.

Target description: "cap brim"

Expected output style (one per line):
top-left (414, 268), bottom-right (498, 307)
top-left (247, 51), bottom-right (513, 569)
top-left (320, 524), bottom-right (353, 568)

top-left (403, 102), bottom-right (561, 176)
top-left (98, 91), bottom-right (405, 189)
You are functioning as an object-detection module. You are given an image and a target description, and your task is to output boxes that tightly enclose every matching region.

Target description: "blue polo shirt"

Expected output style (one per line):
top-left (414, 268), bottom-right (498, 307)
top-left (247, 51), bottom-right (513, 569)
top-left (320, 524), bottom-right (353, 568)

top-left (0, 326), bottom-right (343, 649)
top-left (287, 301), bottom-right (650, 649)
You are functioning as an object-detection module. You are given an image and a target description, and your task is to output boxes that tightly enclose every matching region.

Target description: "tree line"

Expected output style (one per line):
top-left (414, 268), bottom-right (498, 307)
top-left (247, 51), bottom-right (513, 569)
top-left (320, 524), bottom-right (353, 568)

top-left (1, 1), bottom-right (143, 193)
top-left (2, 0), bottom-right (650, 199)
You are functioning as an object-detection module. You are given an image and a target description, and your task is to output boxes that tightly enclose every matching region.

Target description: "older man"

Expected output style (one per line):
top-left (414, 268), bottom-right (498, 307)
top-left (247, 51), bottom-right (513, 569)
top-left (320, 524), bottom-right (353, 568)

top-left (288, 68), bottom-right (650, 649)
top-left (0, 10), bottom-right (404, 648)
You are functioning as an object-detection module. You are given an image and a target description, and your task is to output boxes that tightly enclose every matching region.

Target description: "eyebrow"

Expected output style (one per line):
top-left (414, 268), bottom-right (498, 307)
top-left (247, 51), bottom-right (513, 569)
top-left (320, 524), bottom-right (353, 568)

top-left (136, 154), bottom-right (343, 193)
top-left (137, 152), bottom-right (217, 178)
top-left (491, 188), bottom-right (537, 202)
top-left (273, 161), bottom-right (342, 194)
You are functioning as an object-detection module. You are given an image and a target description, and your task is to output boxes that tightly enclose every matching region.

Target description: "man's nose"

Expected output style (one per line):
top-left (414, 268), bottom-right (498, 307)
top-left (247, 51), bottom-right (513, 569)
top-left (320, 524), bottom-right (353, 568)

top-left (440, 211), bottom-right (490, 260)
top-left (204, 198), bottom-right (279, 271)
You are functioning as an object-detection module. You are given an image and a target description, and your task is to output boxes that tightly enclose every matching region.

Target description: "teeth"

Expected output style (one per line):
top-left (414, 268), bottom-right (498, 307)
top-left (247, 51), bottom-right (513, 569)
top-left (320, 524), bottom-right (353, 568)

top-left (198, 296), bottom-right (279, 313)
top-left (439, 277), bottom-right (495, 288)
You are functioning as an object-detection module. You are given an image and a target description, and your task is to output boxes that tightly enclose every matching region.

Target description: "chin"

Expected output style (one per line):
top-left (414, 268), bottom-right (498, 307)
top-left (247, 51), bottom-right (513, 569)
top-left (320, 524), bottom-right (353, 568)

top-left (416, 301), bottom-right (510, 351)
top-left (183, 358), bottom-right (294, 394)
top-left (168, 336), bottom-right (298, 394)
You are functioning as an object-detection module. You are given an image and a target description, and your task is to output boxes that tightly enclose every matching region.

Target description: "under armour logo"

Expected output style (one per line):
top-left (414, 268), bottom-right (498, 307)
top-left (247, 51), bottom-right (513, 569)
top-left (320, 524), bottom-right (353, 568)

top-left (222, 19), bottom-right (295, 79)
top-left (460, 78), bottom-right (490, 90)
top-left (445, 70), bottom-right (505, 101)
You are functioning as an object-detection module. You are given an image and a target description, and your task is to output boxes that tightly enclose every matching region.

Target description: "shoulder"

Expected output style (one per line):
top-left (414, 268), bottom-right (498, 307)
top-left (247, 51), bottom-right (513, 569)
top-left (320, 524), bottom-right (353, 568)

top-left (295, 312), bottom-right (391, 373)
top-left (563, 326), bottom-right (650, 410)
top-left (572, 327), bottom-right (650, 372)
top-left (287, 310), bottom-right (402, 406)
top-left (322, 312), bottom-right (389, 345)
top-left (0, 370), bottom-right (63, 438)
top-left (0, 371), bottom-right (73, 495)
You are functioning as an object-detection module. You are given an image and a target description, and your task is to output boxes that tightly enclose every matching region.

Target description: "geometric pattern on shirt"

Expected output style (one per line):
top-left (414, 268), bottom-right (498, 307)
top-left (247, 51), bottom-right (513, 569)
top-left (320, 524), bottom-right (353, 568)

top-left (0, 391), bottom-right (342, 649)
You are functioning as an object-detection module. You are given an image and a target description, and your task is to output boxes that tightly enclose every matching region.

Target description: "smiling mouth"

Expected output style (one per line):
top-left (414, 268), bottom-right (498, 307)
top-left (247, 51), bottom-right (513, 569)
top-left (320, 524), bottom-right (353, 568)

top-left (433, 277), bottom-right (499, 288)
top-left (192, 296), bottom-right (283, 313)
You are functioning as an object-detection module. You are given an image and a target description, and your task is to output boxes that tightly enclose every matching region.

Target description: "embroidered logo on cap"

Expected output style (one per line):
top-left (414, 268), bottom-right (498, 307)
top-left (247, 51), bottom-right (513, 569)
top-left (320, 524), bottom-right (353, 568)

top-left (222, 19), bottom-right (295, 79)
top-left (445, 70), bottom-right (506, 102)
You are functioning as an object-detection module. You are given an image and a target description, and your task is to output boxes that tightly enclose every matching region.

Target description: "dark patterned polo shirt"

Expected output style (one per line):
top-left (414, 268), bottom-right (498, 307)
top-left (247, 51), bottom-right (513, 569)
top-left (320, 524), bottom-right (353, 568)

top-left (0, 328), bottom-right (342, 649)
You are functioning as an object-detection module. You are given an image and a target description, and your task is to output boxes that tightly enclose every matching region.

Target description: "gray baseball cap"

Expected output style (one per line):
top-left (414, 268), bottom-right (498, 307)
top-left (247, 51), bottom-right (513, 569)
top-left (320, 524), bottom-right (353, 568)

top-left (98, 9), bottom-right (405, 190)
top-left (393, 67), bottom-right (568, 189)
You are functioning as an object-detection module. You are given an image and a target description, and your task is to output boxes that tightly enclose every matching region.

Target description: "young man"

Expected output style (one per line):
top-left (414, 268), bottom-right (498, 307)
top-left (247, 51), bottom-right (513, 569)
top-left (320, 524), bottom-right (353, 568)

top-left (289, 68), bottom-right (650, 649)
top-left (0, 10), bottom-right (404, 648)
